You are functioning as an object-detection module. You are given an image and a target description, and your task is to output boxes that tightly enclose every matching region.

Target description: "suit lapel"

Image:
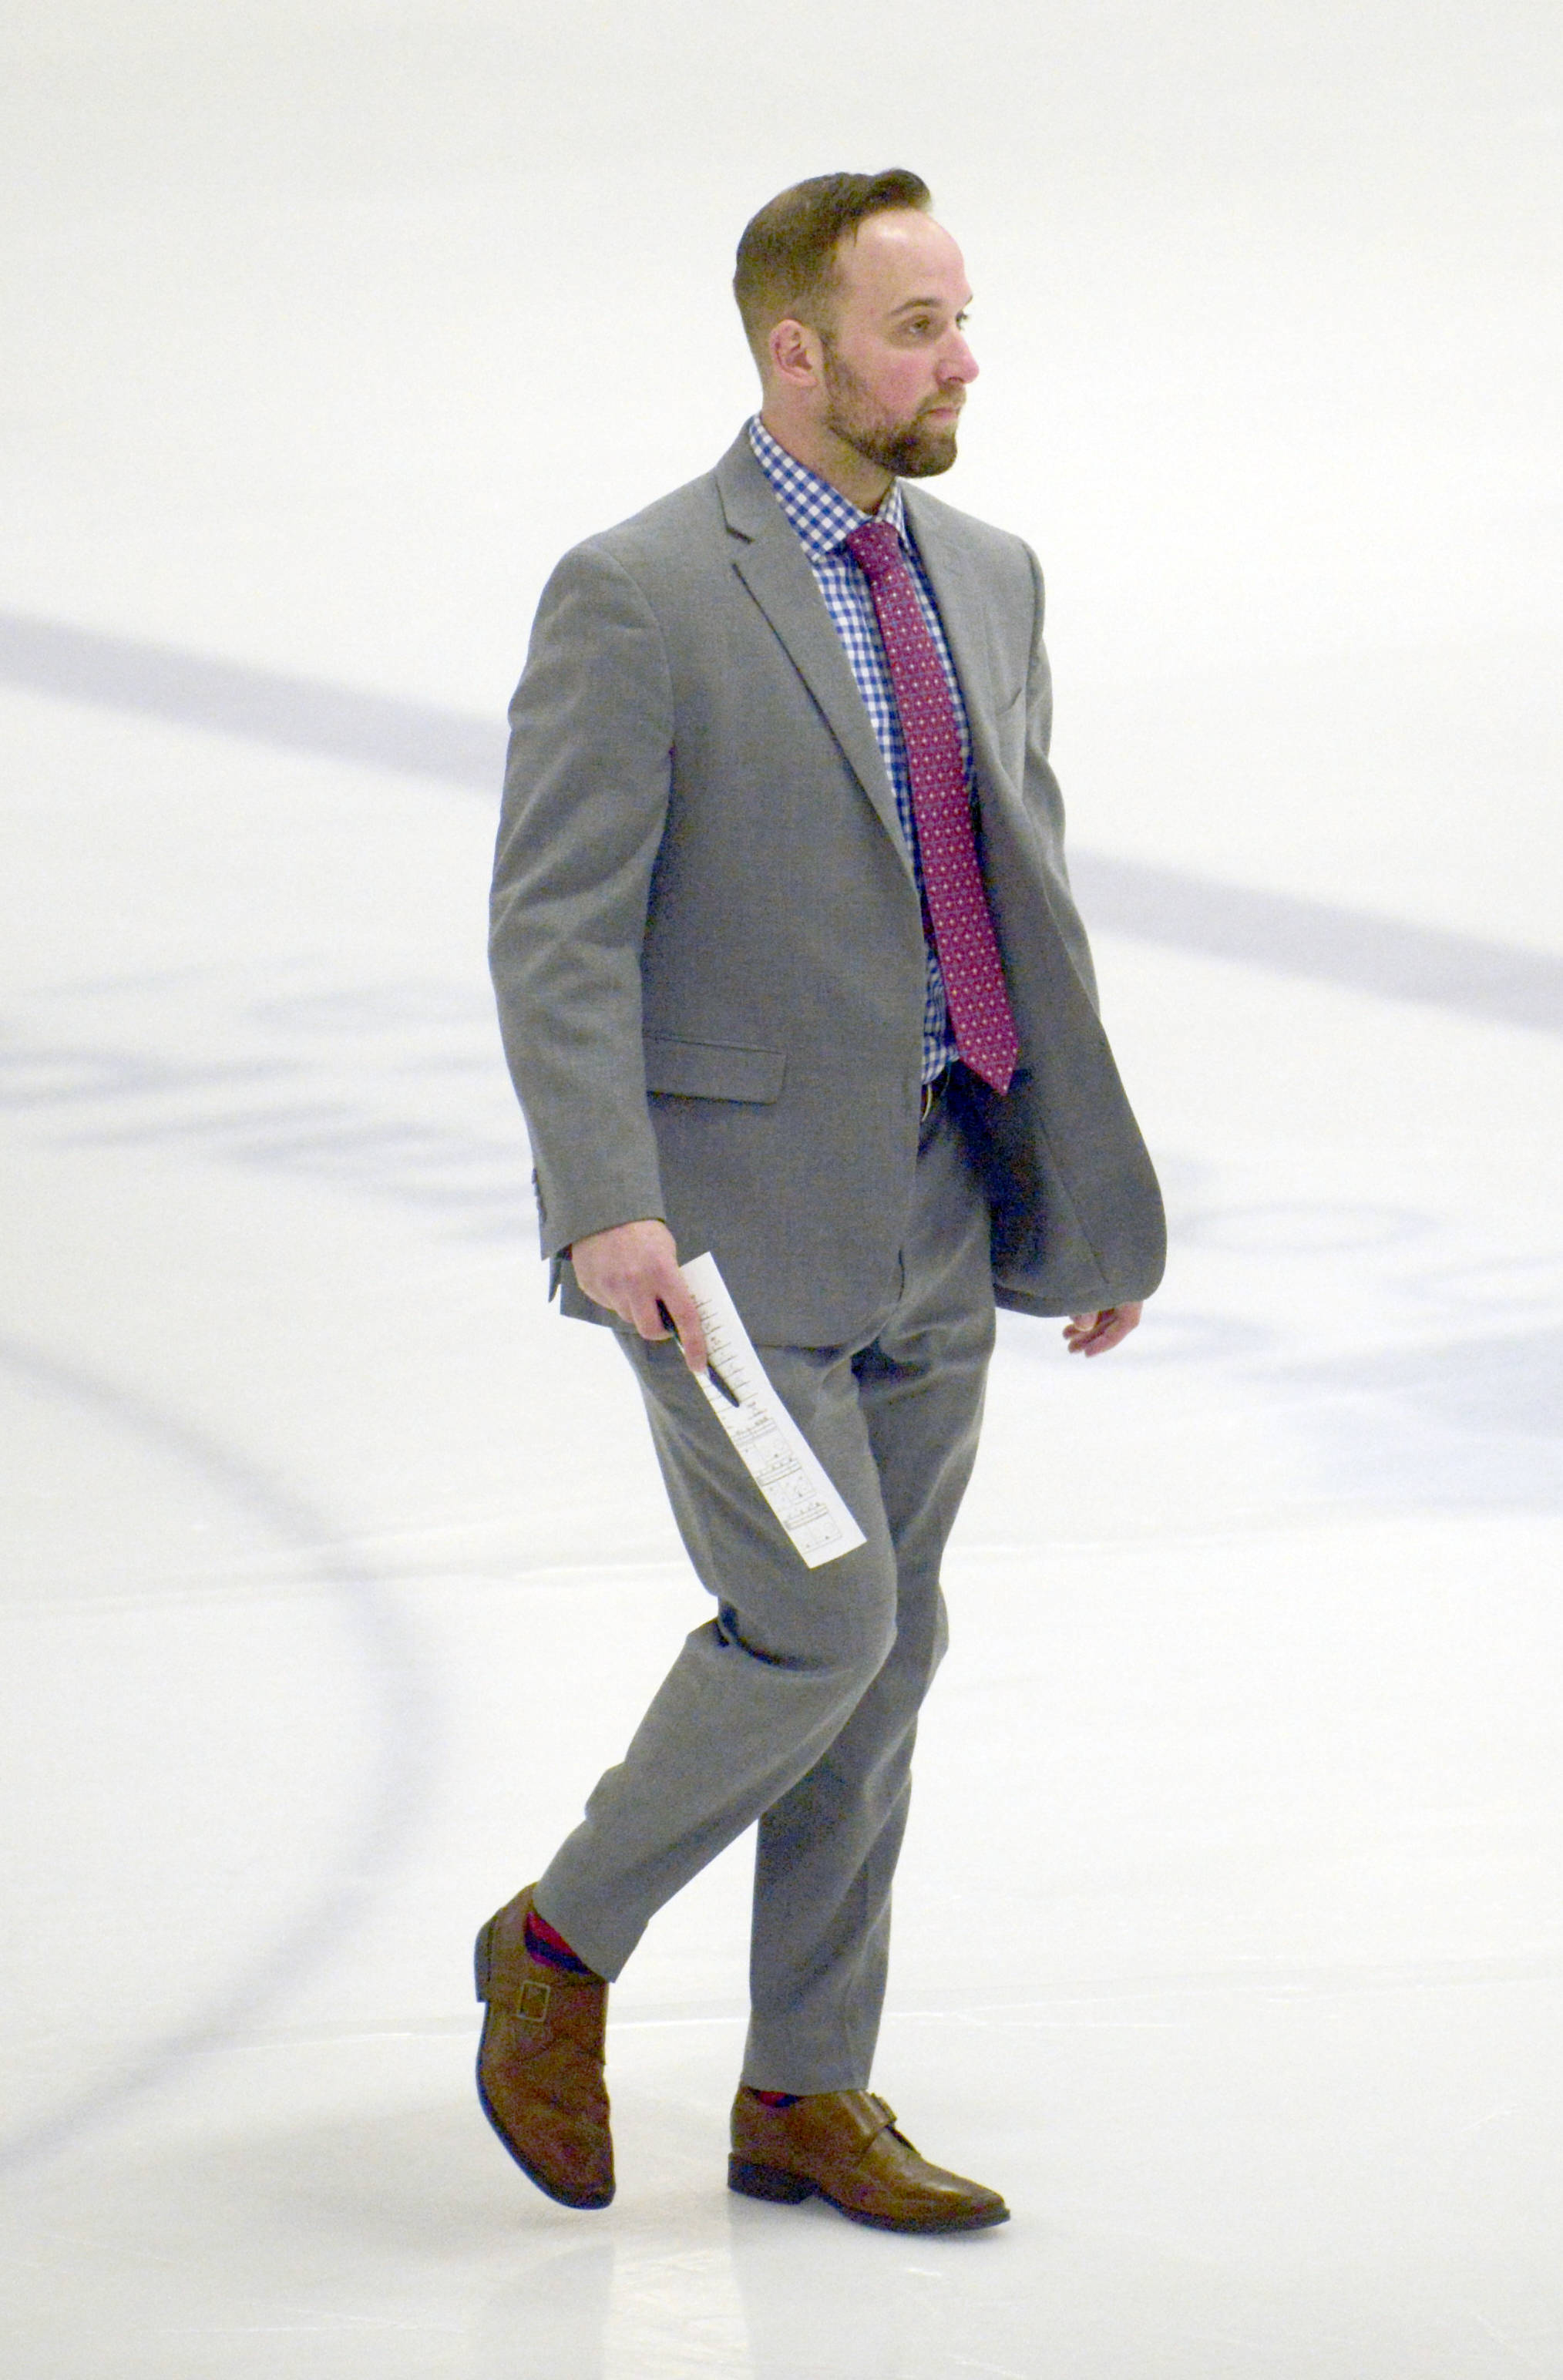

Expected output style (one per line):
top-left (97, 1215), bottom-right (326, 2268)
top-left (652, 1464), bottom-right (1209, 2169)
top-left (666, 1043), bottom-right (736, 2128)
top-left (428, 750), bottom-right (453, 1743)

top-left (716, 438), bottom-right (914, 882)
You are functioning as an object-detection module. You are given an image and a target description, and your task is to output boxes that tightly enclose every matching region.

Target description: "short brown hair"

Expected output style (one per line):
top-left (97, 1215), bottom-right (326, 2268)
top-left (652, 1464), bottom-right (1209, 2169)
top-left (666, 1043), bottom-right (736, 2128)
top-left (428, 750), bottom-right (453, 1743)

top-left (733, 170), bottom-right (932, 364)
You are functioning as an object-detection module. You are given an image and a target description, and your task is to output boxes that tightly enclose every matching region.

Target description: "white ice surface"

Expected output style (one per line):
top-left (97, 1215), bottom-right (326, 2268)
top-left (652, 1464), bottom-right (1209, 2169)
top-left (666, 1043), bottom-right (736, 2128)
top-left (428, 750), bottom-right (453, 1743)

top-left (3, 5), bottom-right (1561, 2375)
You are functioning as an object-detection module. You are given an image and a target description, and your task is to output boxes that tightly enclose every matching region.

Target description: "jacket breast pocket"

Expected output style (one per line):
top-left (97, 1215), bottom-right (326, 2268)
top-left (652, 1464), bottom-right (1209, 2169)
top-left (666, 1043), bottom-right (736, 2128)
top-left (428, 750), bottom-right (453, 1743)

top-left (643, 1034), bottom-right (787, 1104)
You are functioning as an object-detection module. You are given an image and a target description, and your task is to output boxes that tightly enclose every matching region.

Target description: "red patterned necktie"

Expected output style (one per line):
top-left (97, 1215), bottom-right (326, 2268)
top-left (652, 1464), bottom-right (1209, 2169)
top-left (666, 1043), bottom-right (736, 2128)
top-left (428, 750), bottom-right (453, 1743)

top-left (846, 519), bottom-right (1020, 1094)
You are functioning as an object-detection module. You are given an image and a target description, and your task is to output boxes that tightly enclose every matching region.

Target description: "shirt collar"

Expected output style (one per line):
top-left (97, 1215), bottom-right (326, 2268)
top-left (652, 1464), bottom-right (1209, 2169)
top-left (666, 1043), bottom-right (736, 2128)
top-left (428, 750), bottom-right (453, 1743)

top-left (747, 415), bottom-right (906, 560)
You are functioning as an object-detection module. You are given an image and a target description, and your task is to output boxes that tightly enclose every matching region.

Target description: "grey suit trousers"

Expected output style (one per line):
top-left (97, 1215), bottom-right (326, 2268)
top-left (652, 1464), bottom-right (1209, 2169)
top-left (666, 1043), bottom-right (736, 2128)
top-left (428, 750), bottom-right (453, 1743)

top-left (535, 1094), bottom-right (995, 2093)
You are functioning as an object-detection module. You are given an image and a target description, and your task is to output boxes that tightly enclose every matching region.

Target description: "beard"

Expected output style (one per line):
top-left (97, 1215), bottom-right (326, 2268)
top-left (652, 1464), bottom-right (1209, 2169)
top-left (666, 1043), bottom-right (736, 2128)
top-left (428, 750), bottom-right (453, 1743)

top-left (820, 344), bottom-right (961, 480)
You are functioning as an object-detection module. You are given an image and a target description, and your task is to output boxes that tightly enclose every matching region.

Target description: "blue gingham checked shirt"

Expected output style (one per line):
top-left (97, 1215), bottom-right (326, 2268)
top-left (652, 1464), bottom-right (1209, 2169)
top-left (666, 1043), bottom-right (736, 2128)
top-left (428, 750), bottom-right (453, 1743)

top-left (747, 415), bottom-right (966, 1082)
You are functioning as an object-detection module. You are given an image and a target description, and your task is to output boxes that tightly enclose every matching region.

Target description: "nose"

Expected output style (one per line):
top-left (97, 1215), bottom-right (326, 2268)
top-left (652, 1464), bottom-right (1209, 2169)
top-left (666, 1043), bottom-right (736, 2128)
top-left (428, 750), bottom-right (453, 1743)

top-left (942, 331), bottom-right (979, 385)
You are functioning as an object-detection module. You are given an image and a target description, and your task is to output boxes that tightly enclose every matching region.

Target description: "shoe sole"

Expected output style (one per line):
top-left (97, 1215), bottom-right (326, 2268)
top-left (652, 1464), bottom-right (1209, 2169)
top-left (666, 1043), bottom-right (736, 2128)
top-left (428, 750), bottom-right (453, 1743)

top-left (728, 2156), bottom-right (1008, 2234)
top-left (475, 1918), bottom-right (615, 2212)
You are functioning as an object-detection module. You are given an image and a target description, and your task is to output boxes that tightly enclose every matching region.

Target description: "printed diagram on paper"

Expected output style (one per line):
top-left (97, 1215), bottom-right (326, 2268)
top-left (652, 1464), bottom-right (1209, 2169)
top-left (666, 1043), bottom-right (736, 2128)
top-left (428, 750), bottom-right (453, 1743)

top-left (680, 1253), bottom-right (868, 1570)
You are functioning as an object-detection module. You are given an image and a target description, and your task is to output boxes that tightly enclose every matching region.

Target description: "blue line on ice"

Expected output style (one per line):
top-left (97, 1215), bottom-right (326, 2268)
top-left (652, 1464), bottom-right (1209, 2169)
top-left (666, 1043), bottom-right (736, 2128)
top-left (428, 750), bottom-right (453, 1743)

top-left (6, 607), bottom-right (1561, 1036)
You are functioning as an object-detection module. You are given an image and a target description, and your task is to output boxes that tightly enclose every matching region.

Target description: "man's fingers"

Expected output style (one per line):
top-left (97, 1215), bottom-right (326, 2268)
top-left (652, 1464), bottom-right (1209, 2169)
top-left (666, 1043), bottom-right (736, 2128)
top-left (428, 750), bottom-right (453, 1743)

top-left (1063, 1302), bottom-right (1143, 1357)
top-left (652, 1278), bottom-right (708, 1376)
top-left (570, 1219), bottom-right (706, 1366)
top-left (611, 1277), bottom-right (708, 1374)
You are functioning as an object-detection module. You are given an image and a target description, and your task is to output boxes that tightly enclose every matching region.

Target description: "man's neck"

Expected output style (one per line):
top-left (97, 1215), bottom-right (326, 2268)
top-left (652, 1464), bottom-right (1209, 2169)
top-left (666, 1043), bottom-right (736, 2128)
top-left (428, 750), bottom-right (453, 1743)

top-left (757, 406), bottom-right (892, 513)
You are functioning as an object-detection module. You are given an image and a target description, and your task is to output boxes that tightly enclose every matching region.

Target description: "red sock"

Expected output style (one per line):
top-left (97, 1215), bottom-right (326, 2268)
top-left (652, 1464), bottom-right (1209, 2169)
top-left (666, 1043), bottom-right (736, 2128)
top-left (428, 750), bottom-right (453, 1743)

top-left (524, 1908), bottom-right (597, 1977)
top-left (748, 2087), bottom-right (800, 2108)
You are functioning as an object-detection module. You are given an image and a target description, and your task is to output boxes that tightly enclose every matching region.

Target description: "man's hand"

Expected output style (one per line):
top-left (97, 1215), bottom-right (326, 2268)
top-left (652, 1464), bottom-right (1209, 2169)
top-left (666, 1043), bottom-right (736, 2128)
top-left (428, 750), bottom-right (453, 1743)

top-left (569, 1219), bottom-right (709, 1374)
top-left (1064, 1303), bottom-right (1142, 1358)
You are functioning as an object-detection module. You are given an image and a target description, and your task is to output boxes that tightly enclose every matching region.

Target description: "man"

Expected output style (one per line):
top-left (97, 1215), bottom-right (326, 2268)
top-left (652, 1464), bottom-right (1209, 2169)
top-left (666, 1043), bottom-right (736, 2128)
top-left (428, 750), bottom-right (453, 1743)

top-left (484, 169), bottom-right (1165, 2234)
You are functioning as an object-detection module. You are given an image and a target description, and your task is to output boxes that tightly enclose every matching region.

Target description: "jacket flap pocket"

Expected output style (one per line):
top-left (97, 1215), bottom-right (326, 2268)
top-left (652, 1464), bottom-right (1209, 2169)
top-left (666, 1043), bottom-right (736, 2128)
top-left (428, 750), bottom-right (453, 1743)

top-left (643, 1034), bottom-right (786, 1104)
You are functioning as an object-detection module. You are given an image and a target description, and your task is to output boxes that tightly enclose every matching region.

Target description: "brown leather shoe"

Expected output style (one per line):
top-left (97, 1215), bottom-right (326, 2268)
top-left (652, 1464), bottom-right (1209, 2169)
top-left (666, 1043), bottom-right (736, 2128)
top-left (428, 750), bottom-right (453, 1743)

top-left (474, 1885), bottom-right (613, 2209)
top-left (728, 2088), bottom-right (1008, 2234)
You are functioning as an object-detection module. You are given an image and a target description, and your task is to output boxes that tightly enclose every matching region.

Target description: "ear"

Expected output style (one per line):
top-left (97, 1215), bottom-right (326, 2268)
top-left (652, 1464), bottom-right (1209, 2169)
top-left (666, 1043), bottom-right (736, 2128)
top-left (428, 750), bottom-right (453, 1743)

top-left (767, 314), bottom-right (824, 391)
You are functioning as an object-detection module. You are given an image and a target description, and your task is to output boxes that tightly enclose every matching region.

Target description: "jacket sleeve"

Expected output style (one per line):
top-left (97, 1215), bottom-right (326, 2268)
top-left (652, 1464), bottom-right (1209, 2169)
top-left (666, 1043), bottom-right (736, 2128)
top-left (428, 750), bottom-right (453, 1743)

top-left (489, 539), bottom-right (674, 1256)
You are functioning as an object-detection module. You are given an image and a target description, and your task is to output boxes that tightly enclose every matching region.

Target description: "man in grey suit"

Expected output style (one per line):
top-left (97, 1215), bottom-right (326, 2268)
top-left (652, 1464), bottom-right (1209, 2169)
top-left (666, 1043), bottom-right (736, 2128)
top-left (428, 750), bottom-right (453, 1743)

top-left (482, 169), bottom-right (1165, 2234)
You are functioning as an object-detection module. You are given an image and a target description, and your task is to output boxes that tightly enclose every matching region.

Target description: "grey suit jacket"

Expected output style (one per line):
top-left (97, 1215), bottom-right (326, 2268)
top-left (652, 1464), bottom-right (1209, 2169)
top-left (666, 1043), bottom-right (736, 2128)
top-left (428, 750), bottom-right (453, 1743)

top-left (490, 429), bottom-right (1165, 1344)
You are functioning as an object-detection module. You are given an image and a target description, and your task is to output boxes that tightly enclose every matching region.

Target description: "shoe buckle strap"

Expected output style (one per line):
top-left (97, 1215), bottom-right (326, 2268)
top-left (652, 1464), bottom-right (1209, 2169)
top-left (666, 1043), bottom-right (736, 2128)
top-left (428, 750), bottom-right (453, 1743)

top-left (511, 1977), bottom-right (552, 2026)
top-left (864, 2093), bottom-right (910, 2151)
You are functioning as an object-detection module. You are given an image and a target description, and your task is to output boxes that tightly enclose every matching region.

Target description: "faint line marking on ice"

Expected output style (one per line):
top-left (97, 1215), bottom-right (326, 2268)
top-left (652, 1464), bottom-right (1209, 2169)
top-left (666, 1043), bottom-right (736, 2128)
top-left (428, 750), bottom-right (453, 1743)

top-left (0, 1001), bottom-right (530, 1237)
top-left (0, 609), bottom-right (498, 787)
top-left (1450, 2105), bottom-right (1518, 2137)
top-left (5, 607), bottom-right (1563, 1035)
top-left (0, 1334), bottom-right (440, 2178)
top-left (1457, 2303), bottom-right (1551, 2375)
top-left (1070, 850), bottom-right (1563, 1037)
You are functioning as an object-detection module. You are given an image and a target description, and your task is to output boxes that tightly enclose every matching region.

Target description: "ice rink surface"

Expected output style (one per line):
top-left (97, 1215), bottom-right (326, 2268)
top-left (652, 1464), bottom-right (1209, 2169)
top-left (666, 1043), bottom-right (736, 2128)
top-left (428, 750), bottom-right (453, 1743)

top-left (3, 4), bottom-right (1561, 2372)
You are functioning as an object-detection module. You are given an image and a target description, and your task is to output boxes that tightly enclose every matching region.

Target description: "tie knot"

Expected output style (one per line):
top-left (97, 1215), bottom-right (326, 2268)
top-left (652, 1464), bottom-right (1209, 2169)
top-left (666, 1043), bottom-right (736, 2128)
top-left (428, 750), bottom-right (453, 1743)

top-left (845, 519), bottom-right (903, 583)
